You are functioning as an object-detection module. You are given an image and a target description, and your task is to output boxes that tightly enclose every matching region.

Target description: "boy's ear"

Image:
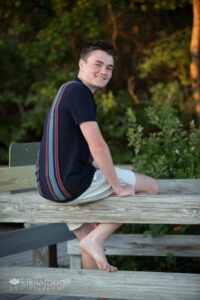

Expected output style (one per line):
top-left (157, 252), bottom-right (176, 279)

top-left (79, 59), bottom-right (84, 70)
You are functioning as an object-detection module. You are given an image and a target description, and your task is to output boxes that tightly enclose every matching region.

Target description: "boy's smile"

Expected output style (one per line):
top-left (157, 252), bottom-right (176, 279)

top-left (78, 50), bottom-right (114, 92)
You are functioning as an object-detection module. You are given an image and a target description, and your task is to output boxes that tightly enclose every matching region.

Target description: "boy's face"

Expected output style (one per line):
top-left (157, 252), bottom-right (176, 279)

top-left (79, 50), bottom-right (114, 92)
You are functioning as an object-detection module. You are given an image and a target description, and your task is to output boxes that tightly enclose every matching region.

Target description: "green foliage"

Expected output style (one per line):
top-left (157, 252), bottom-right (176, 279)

top-left (123, 102), bottom-right (200, 271)
top-left (95, 89), bottom-right (134, 163)
top-left (139, 29), bottom-right (193, 112)
top-left (139, 30), bottom-right (190, 83)
top-left (127, 103), bottom-right (200, 179)
top-left (143, 224), bottom-right (172, 237)
top-left (0, 0), bottom-right (195, 173)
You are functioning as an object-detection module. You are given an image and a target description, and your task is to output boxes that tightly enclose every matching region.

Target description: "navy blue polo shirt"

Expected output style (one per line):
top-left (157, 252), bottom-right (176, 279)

top-left (35, 78), bottom-right (97, 202)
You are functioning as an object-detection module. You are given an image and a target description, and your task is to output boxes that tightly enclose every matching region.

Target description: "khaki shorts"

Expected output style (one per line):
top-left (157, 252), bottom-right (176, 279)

top-left (65, 167), bottom-right (136, 231)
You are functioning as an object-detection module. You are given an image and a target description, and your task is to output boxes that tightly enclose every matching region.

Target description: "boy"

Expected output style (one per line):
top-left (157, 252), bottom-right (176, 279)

top-left (36, 40), bottom-right (158, 273)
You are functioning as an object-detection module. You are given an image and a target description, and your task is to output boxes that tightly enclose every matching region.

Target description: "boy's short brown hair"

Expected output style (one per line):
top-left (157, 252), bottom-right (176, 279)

top-left (80, 40), bottom-right (118, 62)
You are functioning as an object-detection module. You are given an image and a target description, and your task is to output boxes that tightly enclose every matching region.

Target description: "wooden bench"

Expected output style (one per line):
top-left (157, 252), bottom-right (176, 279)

top-left (0, 162), bottom-right (200, 299)
top-left (1, 142), bottom-right (74, 267)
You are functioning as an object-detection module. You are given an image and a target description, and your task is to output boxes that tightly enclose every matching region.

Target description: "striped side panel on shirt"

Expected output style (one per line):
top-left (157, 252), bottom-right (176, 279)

top-left (45, 81), bottom-right (76, 201)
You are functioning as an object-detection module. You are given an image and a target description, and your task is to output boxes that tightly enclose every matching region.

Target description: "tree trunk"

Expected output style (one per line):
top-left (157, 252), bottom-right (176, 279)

top-left (190, 0), bottom-right (200, 125)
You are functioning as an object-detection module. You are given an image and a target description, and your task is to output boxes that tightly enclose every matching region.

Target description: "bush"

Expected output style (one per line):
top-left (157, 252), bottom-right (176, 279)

top-left (127, 102), bottom-right (200, 179)
top-left (113, 103), bottom-right (200, 272)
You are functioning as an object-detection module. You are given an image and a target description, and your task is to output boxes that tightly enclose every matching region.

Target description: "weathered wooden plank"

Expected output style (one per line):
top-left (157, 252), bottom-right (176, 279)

top-left (0, 267), bottom-right (200, 300)
top-left (0, 166), bottom-right (200, 194)
top-left (67, 234), bottom-right (200, 257)
top-left (0, 191), bottom-right (199, 224)
top-left (0, 166), bottom-right (36, 192)
top-left (0, 294), bottom-right (30, 300)
top-left (158, 179), bottom-right (200, 194)
top-left (0, 224), bottom-right (74, 257)
top-left (0, 242), bottom-right (70, 268)
top-left (32, 245), bottom-right (57, 268)
top-left (69, 255), bottom-right (82, 269)
top-left (0, 294), bottom-right (86, 300)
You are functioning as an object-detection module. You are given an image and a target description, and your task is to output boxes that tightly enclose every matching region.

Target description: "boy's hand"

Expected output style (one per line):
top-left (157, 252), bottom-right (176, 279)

top-left (114, 184), bottom-right (135, 197)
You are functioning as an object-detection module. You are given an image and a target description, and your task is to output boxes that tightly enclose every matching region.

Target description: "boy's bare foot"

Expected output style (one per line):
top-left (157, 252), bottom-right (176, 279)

top-left (79, 236), bottom-right (117, 272)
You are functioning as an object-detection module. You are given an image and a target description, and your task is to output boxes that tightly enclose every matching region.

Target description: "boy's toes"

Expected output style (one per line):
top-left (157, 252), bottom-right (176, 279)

top-left (110, 265), bottom-right (118, 272)
top-left (106, 264), bottom-right (118, 272)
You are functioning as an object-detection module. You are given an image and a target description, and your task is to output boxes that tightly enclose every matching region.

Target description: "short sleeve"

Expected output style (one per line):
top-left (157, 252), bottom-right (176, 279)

top-left (66, 83), bottom-right (96, 125)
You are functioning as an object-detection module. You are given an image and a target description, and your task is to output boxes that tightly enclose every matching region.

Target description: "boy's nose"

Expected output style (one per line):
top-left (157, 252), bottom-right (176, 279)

top-left (100, 67), bottom-right (107, 75)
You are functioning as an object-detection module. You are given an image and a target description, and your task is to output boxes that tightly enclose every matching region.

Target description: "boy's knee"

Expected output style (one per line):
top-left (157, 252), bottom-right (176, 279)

top-left (150, 179), bottom-right (159, 195)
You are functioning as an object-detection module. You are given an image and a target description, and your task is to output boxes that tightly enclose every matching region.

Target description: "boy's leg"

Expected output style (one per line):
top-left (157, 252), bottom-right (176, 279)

top-left (76, 172), bottom-right (158, 273)
top-left (74, 223), bottom-right (119, 300)
top-left (73, 223), bottom-right (98, 269)
top-left (134, 172), bottom-right (159, 195)
top-left (114, 167), bottom-right (158, 195)
top-left (74, 223), bottom-right (122, 272)
top-left (79, 223), bottom-right (121, 272)
top-left (72, 170), bottom-right (158, 274)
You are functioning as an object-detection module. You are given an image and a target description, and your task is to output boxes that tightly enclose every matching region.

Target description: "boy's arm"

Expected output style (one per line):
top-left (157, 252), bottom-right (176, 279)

top-left (80, 121), bottom-right (135, 197)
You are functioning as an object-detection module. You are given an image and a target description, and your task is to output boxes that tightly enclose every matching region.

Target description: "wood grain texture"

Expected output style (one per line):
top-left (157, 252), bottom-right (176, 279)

top-left (0, 165), bottom-right (199, 299)
top-left (67, 234), bottom-right (200, 257)
top-left (0, 267), bottom-right (200, 300)
top-left (0, 166), bottom-right (36, 192)
top-left (0, 192), bottom-right (199, 224)
top-left (157, 179), bottom-right (200, 194)
top-left (69, 256), bottom-right (82, 269)
top-left (0, 165), bottom-right (200, 194)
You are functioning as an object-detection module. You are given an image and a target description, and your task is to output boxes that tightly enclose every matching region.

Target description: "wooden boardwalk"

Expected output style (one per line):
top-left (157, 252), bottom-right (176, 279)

top-left (1, 176), bottom-right (199, 299)
top-left (0, 238), bottom-right (96, 300)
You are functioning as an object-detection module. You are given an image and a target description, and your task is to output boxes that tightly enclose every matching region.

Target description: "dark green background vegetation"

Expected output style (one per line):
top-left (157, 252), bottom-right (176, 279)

top-left (0, 0), bottom-right (196, 164)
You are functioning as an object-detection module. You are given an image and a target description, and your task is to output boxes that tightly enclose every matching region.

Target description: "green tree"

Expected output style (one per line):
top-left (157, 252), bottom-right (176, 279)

top-left (0, 0), bottom-right (195, 164)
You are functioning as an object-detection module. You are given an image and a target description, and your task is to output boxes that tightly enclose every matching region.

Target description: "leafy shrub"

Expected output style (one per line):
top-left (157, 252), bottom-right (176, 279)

top-left (113, 103), bottom-right (200, 272)
top-left (127, 102), bottom-right (200, 179)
